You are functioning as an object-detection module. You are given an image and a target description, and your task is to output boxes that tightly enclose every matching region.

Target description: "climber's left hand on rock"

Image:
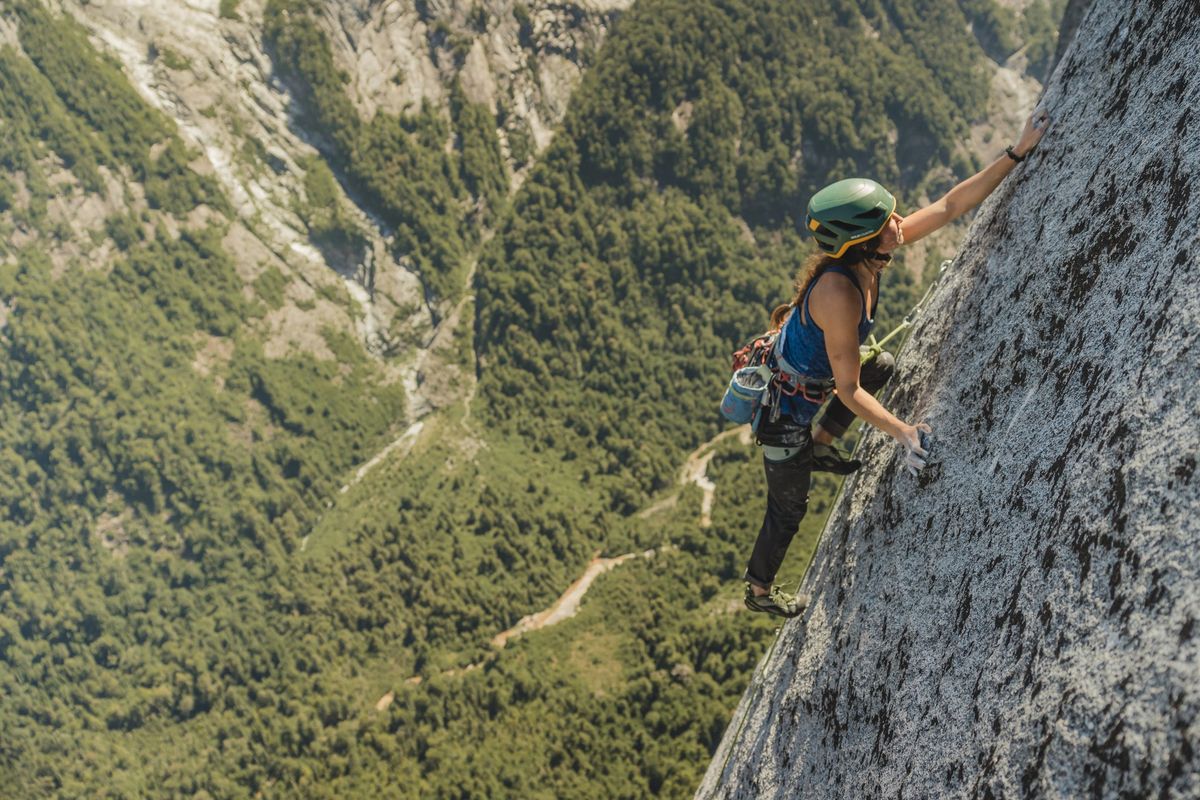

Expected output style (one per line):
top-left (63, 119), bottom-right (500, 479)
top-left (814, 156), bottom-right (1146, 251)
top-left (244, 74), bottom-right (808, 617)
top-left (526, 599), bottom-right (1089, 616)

top-left (1015, 109), bottom-right (1051, 157)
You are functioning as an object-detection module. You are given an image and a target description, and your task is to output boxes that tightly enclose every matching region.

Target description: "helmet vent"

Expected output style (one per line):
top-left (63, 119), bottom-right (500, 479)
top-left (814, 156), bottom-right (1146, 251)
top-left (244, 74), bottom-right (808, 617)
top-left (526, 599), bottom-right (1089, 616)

top-left (826, 219), bottom-right (861, 233)
top-left (854, 207), bottom-right (886, 220)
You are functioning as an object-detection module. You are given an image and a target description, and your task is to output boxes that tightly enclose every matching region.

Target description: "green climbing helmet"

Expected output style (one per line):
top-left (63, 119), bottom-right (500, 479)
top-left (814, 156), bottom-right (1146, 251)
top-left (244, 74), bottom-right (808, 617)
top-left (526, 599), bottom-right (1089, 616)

top-left (805, 178), bottom-right (896, 258)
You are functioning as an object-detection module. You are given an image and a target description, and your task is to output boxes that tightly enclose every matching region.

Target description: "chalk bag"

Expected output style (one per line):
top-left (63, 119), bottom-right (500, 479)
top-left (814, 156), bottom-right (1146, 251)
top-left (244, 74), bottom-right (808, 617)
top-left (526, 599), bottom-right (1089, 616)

top-left (720, 365), bottom-right (774, 425)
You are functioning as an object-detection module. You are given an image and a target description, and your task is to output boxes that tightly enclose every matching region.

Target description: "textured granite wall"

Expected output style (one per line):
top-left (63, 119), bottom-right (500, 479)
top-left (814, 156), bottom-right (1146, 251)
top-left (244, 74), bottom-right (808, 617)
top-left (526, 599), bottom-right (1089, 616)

top-left (697, 0), bottom-right (1200, 797)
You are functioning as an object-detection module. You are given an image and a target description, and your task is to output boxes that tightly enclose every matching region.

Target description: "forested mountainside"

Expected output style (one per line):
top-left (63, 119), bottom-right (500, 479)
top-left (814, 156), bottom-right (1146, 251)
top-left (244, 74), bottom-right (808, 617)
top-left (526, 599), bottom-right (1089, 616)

top-left (0, 0), bottom-right (1059, 796)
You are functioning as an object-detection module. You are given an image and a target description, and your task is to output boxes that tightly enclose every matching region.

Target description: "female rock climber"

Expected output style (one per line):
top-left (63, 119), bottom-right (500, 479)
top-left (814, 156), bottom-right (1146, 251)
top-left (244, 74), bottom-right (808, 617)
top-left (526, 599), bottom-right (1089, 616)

top-left (744, 108), bottom-right (1051, 618)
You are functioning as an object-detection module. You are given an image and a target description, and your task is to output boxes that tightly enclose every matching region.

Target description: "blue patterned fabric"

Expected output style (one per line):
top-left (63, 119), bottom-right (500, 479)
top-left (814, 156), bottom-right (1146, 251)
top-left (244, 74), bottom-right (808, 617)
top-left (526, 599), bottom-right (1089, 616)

top-left (775, 264), bottom-right (878, 421)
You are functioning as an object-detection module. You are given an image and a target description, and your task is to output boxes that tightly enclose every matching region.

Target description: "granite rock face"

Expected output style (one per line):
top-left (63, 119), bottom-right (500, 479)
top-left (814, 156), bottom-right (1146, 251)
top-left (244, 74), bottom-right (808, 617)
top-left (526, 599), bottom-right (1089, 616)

top-left (698, 0), bottom-right (1200, 797)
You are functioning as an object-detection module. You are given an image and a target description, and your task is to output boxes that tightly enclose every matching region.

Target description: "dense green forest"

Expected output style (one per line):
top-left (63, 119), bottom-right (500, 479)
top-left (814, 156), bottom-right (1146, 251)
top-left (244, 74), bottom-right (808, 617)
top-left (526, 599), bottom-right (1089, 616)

top-left (0, 0), bottom-right (1059, 796)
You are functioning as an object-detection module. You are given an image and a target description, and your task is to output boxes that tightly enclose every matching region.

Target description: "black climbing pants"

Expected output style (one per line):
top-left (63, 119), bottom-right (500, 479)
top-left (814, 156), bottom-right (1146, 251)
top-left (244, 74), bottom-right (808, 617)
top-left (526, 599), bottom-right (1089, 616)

top-left (744, 352), bottom-right (895, 589)
top-left (745, 430), bottom-right (814, 589)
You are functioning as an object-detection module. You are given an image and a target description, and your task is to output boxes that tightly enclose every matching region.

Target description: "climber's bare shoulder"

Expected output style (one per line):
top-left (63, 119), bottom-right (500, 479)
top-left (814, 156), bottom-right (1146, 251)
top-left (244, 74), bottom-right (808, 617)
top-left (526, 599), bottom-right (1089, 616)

top-left (807, 272), bottom-right (862, 332)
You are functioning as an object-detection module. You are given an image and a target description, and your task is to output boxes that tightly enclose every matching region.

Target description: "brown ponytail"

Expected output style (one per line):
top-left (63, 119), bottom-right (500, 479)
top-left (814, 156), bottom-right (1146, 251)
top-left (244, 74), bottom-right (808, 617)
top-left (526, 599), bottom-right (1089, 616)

top-left (768, 303), bottom-right (791, 331)
top-left (790, 252), bottom-right (838, 310)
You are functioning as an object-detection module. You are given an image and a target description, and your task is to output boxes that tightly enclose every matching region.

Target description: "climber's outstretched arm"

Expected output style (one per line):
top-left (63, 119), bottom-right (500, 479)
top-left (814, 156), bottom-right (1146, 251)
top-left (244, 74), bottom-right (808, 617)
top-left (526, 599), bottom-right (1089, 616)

top-left (901, 108), bottom-right (1051, 246)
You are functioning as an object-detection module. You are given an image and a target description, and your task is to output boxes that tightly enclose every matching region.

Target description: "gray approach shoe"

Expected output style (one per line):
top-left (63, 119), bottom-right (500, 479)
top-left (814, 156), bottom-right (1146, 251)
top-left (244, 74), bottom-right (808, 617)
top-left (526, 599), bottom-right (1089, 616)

top-left (743, 583), bottom-right (809, 619)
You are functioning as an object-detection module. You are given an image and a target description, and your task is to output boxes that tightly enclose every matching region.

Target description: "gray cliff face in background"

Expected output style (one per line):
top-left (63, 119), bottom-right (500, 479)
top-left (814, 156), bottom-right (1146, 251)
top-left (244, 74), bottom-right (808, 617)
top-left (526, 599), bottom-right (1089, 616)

top-left (58, 0), bottom-right (628, 416)
top-left (698, 0), bottom-right (1200, 797)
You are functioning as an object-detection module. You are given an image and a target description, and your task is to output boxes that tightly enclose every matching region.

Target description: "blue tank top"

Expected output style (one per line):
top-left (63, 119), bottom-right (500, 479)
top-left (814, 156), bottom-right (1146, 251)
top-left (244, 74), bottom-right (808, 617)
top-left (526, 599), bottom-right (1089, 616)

top-left (776, 264), bottom-right (878, 421)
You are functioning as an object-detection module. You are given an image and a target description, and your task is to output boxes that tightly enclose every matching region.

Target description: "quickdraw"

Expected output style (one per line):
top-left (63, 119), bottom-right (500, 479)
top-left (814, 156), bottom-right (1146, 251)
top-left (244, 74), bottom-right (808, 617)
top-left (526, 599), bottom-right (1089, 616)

top-left (859, 259), bottom-right (951, 364)
top-left (730, 332), bottom-right (776, 372)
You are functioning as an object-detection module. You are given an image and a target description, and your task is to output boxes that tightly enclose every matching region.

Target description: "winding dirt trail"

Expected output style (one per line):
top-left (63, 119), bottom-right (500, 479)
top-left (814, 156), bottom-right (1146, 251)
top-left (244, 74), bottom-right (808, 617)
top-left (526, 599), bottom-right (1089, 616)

top-left (379, 549), bottom-right (663, 707)
top-left (490, 548), bottom-right (658, 649)
top-left (641, 424), bottom-right (753, 526)
top-left (338, 421), bottom-right (424, 495)
top-left (377, 424), bottom-right (754, 706)
top-left (484, 424), bottom-right (752, 649)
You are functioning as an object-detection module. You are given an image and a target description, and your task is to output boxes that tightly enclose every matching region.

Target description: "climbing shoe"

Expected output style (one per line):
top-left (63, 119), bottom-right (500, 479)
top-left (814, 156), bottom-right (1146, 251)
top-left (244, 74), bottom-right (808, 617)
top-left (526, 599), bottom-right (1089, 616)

top-left (812, 443), bottom-right (861, 475)
top-left (744, 583), bottom-right (809, 619)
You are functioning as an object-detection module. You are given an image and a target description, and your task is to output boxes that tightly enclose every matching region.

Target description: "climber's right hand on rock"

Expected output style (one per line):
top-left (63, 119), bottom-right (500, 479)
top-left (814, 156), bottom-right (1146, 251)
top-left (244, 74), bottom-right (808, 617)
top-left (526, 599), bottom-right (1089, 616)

top-left (894, 422), bottom-right (932, 476)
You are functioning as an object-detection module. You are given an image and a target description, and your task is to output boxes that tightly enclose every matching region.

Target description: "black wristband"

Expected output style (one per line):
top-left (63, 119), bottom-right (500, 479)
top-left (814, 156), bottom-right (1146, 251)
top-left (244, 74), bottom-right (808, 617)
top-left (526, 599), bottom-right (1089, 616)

top-left (1005, 145), bottom-right (1025, 163)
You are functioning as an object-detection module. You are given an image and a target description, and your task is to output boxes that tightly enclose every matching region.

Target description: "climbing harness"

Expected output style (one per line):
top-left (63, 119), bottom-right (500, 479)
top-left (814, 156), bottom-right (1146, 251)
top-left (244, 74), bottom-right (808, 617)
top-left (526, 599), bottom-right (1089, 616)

top-left (720, 326), bottom-right (835, 429)
top-left (772, 316), bottom-right (837, 406)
